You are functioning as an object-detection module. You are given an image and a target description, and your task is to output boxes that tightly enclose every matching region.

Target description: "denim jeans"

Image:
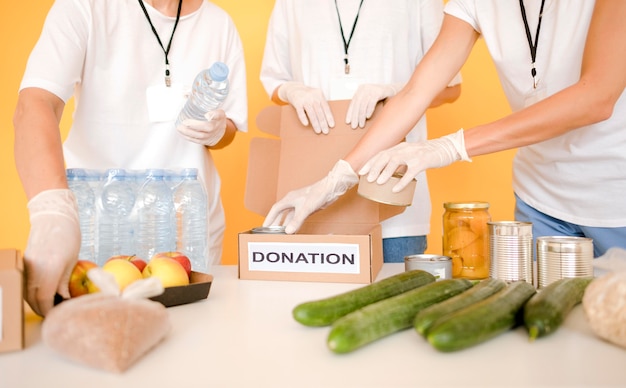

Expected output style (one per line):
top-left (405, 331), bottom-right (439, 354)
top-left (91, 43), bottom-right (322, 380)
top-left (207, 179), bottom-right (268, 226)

top-left (382, 236), bottom-right (427, 263)
top-left (515, 194), bottom-right (626, 258)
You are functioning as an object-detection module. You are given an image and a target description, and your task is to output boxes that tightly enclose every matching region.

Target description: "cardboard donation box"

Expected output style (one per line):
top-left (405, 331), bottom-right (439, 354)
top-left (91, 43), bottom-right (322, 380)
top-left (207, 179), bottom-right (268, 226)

top-left (239, 100), bottom-right (405, 284)
top-left (0, 249), bottom-right (24, 353)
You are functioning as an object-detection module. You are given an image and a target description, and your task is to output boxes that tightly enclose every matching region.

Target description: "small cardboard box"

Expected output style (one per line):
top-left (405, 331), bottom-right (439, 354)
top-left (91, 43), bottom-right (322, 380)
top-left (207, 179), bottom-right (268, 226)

top-left (0, 249), bottom-right (24, 353)
top-left (238, 100), bottom-right (404, 284)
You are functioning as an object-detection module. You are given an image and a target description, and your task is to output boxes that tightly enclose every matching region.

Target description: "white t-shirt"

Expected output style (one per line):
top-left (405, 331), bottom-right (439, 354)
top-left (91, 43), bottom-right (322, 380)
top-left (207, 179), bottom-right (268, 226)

top-left (20, 0), bottom-right (249, 264)
top-left (446, 0), bottom-right (626, 227)
top-left (261, 0), bottom-right (460, 238)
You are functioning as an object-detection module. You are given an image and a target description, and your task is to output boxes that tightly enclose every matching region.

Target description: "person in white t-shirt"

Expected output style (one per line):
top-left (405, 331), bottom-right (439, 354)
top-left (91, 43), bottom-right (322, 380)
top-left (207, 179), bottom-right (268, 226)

top-left (259, 0), bottom-right (461, 262)
top-left (13, 0), bottom-right (248, 317)
top-left (263, 0), bottom-right (626, 258)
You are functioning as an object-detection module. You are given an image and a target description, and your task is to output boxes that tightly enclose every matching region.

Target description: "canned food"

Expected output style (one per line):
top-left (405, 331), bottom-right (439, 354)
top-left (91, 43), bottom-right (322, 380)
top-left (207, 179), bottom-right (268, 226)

top-left (536, 236), bottom-right (593, 289)
top-left (357, 173), bottom-right (416, 206)
top-left (251, 226), bottom-right (287, 234)
top-left (488, 221), bottom-right (533, 284)
top-left (405, 254), bottom-right (452, 280)
top-left (442, 202), bottom-right (491, 279)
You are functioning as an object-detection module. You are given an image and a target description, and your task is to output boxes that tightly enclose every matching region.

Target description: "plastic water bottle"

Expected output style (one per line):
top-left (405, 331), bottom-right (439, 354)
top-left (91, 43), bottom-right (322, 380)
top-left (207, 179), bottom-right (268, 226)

top-left (173, 168), bottom-right (209, 273)
top-left (96, 169), bottom-right (136, 265)
top-left (66, 168), bottom-right (97, 263)
top-left (135, 169), bottom-right (176, 260)
top-left (176, 62), bottom-right (230, 126)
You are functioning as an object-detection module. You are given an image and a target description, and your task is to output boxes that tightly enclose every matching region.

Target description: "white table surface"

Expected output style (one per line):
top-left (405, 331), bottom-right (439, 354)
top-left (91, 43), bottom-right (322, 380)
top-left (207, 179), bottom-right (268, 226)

top-left (1, 264), bottom-right (625, 388)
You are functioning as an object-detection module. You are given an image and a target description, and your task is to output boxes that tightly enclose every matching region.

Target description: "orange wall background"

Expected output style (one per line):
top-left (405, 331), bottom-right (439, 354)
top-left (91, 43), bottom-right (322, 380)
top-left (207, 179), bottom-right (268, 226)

top-left (1, 0), bottom-right (515, 265)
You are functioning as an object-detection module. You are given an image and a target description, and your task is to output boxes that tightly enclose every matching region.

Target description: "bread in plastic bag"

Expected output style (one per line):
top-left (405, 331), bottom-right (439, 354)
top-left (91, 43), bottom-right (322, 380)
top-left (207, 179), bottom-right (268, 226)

top-left (41, 268), bottom-right (171, 373)
top-left (583, 249), bottom-right (626, 349)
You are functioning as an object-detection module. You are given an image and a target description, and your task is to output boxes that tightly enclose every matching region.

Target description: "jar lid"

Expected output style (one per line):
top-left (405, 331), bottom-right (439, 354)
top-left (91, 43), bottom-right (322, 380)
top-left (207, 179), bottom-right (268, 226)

top-left (443, 201), bottom-right (490, 209)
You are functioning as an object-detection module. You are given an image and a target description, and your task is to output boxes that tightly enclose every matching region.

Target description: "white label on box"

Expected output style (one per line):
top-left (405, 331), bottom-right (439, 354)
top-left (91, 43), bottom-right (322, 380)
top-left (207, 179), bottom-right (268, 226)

top-left (247, 242), bottom-right (361, 274)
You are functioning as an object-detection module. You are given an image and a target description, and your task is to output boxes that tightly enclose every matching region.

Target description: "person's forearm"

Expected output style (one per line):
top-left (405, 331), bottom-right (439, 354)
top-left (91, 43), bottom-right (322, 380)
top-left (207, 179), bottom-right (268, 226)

top-left (464, 0), bottom-right (626, 158)
top-left (429, 84), bottom-right (461, 108)
top-left (208, 118), bottom-right (237, 150)
top-left (13, 88), bottom-right (67, 200)
top-left (344, 15), bottom-right (478, 171)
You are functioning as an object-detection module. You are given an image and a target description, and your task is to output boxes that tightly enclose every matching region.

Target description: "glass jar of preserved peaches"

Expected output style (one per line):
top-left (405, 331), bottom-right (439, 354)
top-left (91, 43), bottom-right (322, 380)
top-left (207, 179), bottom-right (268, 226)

top-left (442, 201), bottom-right (491, 279)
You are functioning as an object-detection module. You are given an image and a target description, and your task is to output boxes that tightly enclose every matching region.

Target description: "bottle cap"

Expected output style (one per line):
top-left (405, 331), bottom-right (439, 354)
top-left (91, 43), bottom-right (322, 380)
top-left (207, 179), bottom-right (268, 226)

top-left (209, 62), bottom-right (229, 82)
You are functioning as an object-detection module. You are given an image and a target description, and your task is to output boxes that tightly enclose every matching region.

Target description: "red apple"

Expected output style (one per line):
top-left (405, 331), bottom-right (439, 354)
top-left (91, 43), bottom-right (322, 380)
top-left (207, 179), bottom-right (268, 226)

top-left (142, 256), bottom-right (190, 287)
top-left (152, 251), bottom-right (192, 279)
top-left (106, 254), bottom-right (148, 273)
top-left (68, 260), bottom-right (99, 297)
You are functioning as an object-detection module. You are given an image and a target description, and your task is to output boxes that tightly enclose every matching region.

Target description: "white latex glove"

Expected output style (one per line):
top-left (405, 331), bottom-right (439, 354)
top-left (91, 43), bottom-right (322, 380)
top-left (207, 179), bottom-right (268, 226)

top-left (24, 189), bottom-right (81, 317)
top-left (359, 129), bottom-right (471, 193)
top-left (346, 83), bottom-right (400, 129)
top-left (263, 159), bottom-right (359, 234)
top-left (176, 109), bottom-right (227, 146)
top-left (278, 81), bottom-right (335, 134)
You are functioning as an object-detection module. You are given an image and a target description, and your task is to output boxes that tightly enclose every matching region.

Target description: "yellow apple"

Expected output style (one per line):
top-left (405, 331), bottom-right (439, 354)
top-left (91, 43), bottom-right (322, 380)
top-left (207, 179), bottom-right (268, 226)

top-left (152, 251), bottom-right (192, 279)
top-left (106, 254), bottom-right (148, 273)
top-left (101, 258), bottom-right (144, 291)
top-left (142, 256), bottom-right (190, 288)
top-left (68, 260), bottom-right (100, 297)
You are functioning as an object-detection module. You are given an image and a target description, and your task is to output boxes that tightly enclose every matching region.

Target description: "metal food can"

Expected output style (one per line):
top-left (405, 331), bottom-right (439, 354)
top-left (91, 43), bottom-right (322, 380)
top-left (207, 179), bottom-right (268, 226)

top-left (404, 254), bottom-right (453, 280)
top-left (488, 221), bottom-right (533, 284)
top-left (251, 226), bottom-right (287, 234)
top-left (442, 201), bottom-right (491, 279)
top-left (536, 236), bottom-right (593, 289)
top-left (357, 173), bottom-right (416, 206)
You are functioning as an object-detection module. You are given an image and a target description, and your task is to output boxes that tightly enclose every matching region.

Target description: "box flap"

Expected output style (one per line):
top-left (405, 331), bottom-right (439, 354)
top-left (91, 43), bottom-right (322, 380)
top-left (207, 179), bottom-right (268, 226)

top-left (247, 100), bottom-right (404, 224)
top-left (0, 249), bottom-right (20, 271)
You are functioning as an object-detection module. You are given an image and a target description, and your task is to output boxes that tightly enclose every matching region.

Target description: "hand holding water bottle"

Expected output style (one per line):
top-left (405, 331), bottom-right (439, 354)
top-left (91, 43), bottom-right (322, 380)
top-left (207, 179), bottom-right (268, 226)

top-left (176, 108), bottom-right (227, 146)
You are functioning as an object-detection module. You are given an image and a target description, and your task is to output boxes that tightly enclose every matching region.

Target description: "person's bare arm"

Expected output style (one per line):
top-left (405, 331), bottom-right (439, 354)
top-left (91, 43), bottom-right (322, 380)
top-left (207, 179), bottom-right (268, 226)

top-left (207, 118), bottom-right (238, 150)
top-left (14, 87), bottom-right (68, 199)
top-left (464, 0), bottom-right (626, 157)
top-left (344, 15), bottom-right (478, 171)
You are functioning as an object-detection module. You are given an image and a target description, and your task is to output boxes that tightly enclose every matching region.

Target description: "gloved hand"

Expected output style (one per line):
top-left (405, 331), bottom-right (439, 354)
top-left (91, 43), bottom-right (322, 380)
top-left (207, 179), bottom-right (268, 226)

top-left (176, 109), bottom-right (227, 146)
top-left (346, 83), bottom-right (400, 129)
top-left (24, 189), bottom-right (81, 317)
top-left (278, 81), bottom-right (335, 134)
top-left (359, 129), bottom-right (471, 193)
top-left (263, 159), bottom-right (359, 234)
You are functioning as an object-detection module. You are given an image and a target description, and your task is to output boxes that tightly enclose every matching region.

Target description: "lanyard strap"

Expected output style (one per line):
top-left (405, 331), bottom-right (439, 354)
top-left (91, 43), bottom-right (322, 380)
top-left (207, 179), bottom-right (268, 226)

top-left (519, 0), bottom-right (546, 89)
top-left (334, 0), bottom-right (365, 74)
top-left (138, 0), bottom-right (183, 87)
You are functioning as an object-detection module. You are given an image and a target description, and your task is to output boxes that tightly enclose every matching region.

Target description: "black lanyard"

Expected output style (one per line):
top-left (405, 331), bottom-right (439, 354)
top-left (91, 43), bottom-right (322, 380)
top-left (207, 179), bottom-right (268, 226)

top-left (519, 0), bottom-right (546, 89)
top-left (138, 0), bottom-right (183, 87)
top-left (334, 0), bottom-right (365, 74)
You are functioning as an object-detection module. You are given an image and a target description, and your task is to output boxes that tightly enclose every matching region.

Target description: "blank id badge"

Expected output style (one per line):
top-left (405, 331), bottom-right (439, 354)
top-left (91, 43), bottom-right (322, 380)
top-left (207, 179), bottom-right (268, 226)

top-left (146, 83), bottom-right (188, 123)
top-left (329, 74), bottom-right (366, 100)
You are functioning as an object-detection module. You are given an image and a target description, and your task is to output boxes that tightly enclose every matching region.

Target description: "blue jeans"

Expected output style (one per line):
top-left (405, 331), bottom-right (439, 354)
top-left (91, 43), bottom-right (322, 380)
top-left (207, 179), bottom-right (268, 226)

top-left (514, 194), bottom-right (626, 258)
top-left (383, 236), bottom-right (427, 263)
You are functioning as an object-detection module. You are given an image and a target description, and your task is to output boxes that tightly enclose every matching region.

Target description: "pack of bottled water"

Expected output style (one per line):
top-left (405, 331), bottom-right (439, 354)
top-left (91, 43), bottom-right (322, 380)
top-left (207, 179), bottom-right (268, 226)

top-left (66, 168), bottom-right (209, 273)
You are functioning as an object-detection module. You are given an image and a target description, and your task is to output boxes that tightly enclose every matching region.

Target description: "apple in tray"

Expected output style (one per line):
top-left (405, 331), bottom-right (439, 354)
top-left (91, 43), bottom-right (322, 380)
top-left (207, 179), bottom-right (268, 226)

top-left (68, 260), bottom-right (100, 297)
top-left (102, 257), bottom-right (144, 291)
top-left (106, 254), bottom-right (148, 273)
top-left (151, 251), bottom-right (192, 278)
top-left (143, 254), bottom-right (190, 288)
top-left (146, 251), bottom-right (213, 308)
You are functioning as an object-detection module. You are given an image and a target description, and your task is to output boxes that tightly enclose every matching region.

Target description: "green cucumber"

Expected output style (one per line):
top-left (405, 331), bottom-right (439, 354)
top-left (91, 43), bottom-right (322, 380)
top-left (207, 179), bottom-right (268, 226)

top-left (327, 278), bottom-right (473, 354)
top-left (427, 281), bottom-right (536, 352)
top-left (523, 277), bottom-right (593, 341)
top-left (292, 270), bottom-right (436, 327)
top-left (414, 278), bottom-right (507, 336)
